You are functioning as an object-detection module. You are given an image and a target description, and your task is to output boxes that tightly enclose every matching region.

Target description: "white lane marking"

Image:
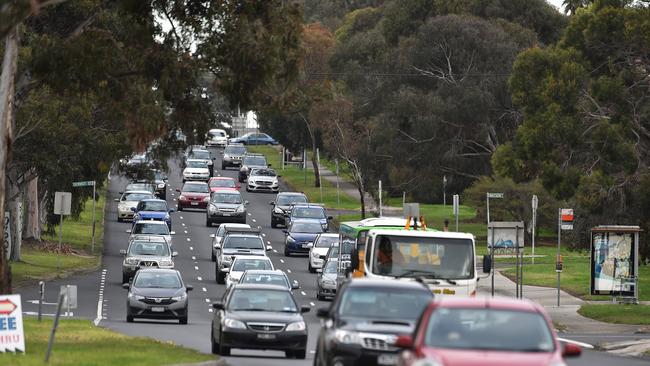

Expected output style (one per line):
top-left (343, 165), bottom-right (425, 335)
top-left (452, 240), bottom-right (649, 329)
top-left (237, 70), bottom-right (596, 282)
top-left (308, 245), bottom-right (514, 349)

top-left (192, 256), bottom-right (196, 260)
top-left (184, 230), bottom-right (188, 234)
top-left (557, 338), bottom-right (594, 349)
top-left (310, 302), bottom-right (315, 307)
top-left (186, 238), bottom-right (191, 242)
top-left (180, 216), bottom-right (184, 220)
top-left (280, 259), bottom-right (285, 263)
top-left (205, 299), bottom-right (210, 303)
top-left (262, 233), bottom-right (266, 237)
top-left (209, 308), bottom-right (214, 312)
top-left (190, 246), bottom-right (194, 251)
top-left (252, 219), bottom-right (256, 223)
top-left (257, 226), bottom-right (261, 229)
top-left (94, 268), bottom-right (107, 326)
top-left (287, 269), bottom-right (292, 273)
top-left (293, 280), bottom-right (298, 283)
top-left (173, 198), bottom-right (177, 202)
top-left (197, 277), bottom-right (203, 281)
top-left (267, 241), bottom-right (271, 245)
top-left (310, 350), bottom-right (316, 354)
top-left (194, 266), bottom-right (199, 270)
top-left (202, 287), bottom-right (207, 292)
top-left (273, 249), bottom-right (278, 253)
top-left (182, 223), bottom-right (186, 227)
top-left (247, 213), bottom-right (252, 216)
top-left (300, 291), bottom-right (306, 296)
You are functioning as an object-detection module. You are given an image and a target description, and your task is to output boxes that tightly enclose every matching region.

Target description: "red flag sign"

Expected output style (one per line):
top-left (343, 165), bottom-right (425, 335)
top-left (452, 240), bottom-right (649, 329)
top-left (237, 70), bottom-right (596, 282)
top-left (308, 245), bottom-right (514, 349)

top-left (0, 299), bottom-right (17, 315)
top-left (561, 209), bottom-right (574, 222)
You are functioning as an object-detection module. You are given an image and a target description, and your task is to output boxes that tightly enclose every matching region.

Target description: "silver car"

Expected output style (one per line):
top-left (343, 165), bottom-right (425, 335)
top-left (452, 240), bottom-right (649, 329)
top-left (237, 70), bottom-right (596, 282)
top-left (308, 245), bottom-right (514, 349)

top-left (115, 190), bottom-right (155, 222)
top-left (317, 259), bottom-right (338, 301)
top-left (206, 190), bottom-right (248, 226)
top-left (308, 233), bottom-right (340, 273)
top-left (120, 238), bottom-right (177, 283)
top-left (209, 223), bottom-right (251, 261)
top-left (221, 144), bottom-right (247, 170)
top-left (127, 221), bottom-right (175, 246)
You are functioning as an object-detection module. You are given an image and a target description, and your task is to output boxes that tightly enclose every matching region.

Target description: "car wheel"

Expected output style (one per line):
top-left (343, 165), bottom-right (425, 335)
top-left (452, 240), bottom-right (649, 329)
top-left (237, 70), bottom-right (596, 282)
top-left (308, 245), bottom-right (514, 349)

top-left (219, 335), bottom-right (231, 356)
top-left (117, 217), bottom-right (123, 222)
top-left (313, 346), bottom-right (323, 366)
top-left (285, 350), bottom-right (294, 358)
top-left (221, 164), bottom-right (226, 170)
top-left (211, 251), bottom-right (216, 262)
top-left (179, 316), bottom-right (188, 325)
top-left (211, 329), bottom-right (219, 354)
top-left (177, 206), bottom-right (182, 212)
top-left (284, 246), bottom-right (290, 256)
top-left (122, 273), bottom-right (129, 284)
top-left (126, 315), bottom-right (134, 323)
top-left (206, 219), bottom-right (212, 227)
top-left (216, 269), bottom-right (225, 284)
top-left (294, 349), bottom-right (306, 359)
top-left (271, 219), bottom-right (277, 228)
top-left (317, 292), bottom-right (323, 301)
top-left (308, 261), bottom-right (315, 273)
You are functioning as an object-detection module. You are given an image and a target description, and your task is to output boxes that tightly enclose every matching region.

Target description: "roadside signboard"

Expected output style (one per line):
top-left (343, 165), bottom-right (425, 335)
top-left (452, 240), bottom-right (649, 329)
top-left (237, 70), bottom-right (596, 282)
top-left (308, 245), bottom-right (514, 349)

top-left (53, 192), bottom-right (71, 216)
top-left (0, 294), bottom-right (25, 352)
top-left (590, 226), bottom-right (641, 298)
top-left (560, 208), bottom-right (574, 230)
top-left (487, 192), bottom-right (504, 199)
top-left (72, 181), bottom-right (94, 187)
top-left (488, 221), bottom-right (525, 249)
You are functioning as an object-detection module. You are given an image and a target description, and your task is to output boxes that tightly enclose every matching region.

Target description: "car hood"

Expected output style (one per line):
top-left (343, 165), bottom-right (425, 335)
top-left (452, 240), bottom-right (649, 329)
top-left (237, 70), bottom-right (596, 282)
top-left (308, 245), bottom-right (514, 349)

top-left (288, 232), bottom-right (320, 242)
top-left (183, 167), bottom-right (209, 174)
top-left (241, 164), bottom-right (266, 170)
top-left (222, 248), bottom-right (265, 256)
top-left (127, 255), bottom-right (172, 263)
top-left (212, 203), bottom-right (243, 210)
top-left (229, 271), bottom-right (244, 281)
top-left (210, 187), bottom-right (237, 192)
top-left (228, 310), bottom-right (304, 324)
top-left (249, 176), bottom-right (277, 182)
top-left (191, 158), bottom-right (212, 165)
top-left (132, 287), bottom-right (184, 298)
top-left (320, 273), bottom-right (337, 281)
top-left (137, 211), bottom-right (168, 219)
top-left (337, 317), bottom-right (415, 335)
top-left (423, 348), bottom-right (556, 366)
top-left (120, 201), bottom-right (140, 208)
top-left (311, 247), bottom-right (329, 256)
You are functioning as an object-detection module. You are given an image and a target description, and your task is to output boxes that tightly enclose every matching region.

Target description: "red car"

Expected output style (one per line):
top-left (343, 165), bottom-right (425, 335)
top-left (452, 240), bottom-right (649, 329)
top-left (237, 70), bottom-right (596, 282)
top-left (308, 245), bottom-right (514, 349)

top-left (208, 177), bottom-right (240, 192)
top-left (176, 181), bottom-right (210, 211)
top-left (395, 297), bottom-right (581, 366)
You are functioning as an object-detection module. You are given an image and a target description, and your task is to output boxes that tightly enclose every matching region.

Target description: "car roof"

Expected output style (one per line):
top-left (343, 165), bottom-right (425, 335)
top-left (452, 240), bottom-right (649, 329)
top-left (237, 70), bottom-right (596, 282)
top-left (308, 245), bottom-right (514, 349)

top-left (139, 198), bottom-right (166, 203)
top-left (242, 269), bottom-right (286, 276)
top-left (345, 278), bottom-right (431, 291)
top-left (433, 296), bottom-right (544, 313)
top-left (225, 233), bottom-right (263, 239)
top-left (220, 223), bottom-right (251, 229)
top-left (210, 177), bottom-right (235, 181)
top-left (317, 233), bottom-right (339, 238)
top-left (244, 153), bottom-right (264, 157)
top-left (278, 192), bottom-right (306, 197)
top-left (291, 204), bottom-right (324, 209)
top-left (135, 268), bottom-right (179, 275)
top-left (133, 220), bottom-right (168, 226)
top-left (232, 255), bottom-right (271, 261)
top-left (212, 189), bottom-right (241, 194)
top-left (123, 190), bottom-right (153, 195)
top-left (183, 181), bottom-right (208, 186)
top-left (186, 158), bottom-right (208, 162)
top-left (129, 235), bottom-right (168, 242)
top-left (291, 218), bottom-right (324, 224)
top-left (231, 283), bottom-right (291, 292)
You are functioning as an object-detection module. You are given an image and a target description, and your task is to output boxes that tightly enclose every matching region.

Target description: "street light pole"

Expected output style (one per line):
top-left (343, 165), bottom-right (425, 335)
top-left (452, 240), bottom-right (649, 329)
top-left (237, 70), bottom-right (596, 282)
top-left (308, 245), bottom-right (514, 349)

top-left (443, 175), bottom-right (447, 206)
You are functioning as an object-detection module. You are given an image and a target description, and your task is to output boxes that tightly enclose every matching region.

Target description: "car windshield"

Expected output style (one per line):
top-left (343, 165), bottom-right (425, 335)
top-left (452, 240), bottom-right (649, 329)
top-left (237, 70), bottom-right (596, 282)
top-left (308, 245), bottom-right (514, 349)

top-left (229, 289), bottom-right (297, 312)
top-left (128, 242), bottom-right (170, 256)
top-left (251, 169), bottom-right (276, 177)
top-left (338, 287), bottom-right (431, 320)
top-left (210, 130), bottom-right (226, 137)
top-left (210, 179), bottom-right (236, 188)
top-left (425, 308), bottom-right (555, 353)
top-left (241, 273), bottom-right (289, 288)
top-left (153, 171), bottom-right (167, 180)
top-left (187, 160), bottom-right (208, 168)
top-left (232, 258), bottom-right (273, 272)
top-left (122, 193), bottom-right (153, 201)
top-left (212, 193), bottom-right (242, 204)
top-left (316, 235), bottom-right (339, 248)
top-left (126, 183), bottom-right (154, 192)
top-left (290, 222), bottom-right (323, 234)
top-left (243, 156), bottom-right (266, 166)
top-left (134, 272), bottom-right (181, 289)
top-left (223, 236), bottom-right (263, 249)
top-left (323, 260), bottom-right (338, 274)
top-left (328, 246), bottom-right (340, 258)
top-left (133, 223), bottom-right (169, 235)
top-left (183, 183), bottom-right (209, 193)
top-left (371, 235), bottom-right (474, 280)
top-left (139, 201), bottom-right (167, 212)
top-left (293, 207), bottom-right (325, 219)
top-left (190, 150), bottom-right (211, 160)
top-left (225, 146), bottom-right (246, 154)
top-left (277, 195), bottom-right (307, 206)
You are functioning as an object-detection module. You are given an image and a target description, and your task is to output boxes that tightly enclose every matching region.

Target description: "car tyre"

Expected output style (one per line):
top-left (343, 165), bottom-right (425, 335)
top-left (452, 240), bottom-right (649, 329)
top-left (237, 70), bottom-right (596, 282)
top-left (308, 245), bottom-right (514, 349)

top-left (294, 349), bottom-right (306, 359)
top-left (211, 251), bottom-right (216, 262)
top-left (221, 163), bottom-right (226, 170)
top-left (308, 261), bottom-right (315, 273)
top-left (177, 206), bottom-right (182, 212)
top-left (284, 246), bottom-right (290, 256)
top-left (216, 269), bottom-right (225, 284)
top-left (317, 292), bottom-right (323, 301)
top-left (271, 219), bottom-right (277, 228)
top-left (219, 336), bottom-right (230, 356)
top-left (206, 219), bottom-right (212, 227)
top-left (122, 273), bottom-right (129, 284)
top-left (179, 316), bottom-right (188, 325)
top-left (211, 329), bottom-right (219, 354)
top-left (126, 315), bottom-right (134, 323)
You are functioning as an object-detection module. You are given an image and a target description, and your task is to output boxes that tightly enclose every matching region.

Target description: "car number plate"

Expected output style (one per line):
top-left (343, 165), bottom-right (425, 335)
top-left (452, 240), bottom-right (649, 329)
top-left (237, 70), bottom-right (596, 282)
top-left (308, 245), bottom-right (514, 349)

top-left (222, 213), bottom-right (231, 216)
top-left (151, 307), bottom-right (165, 313)
top-left (190, 202), bottom-right (199, 206)
top-left (377, 354), bottom-right (398, 365)
top-left (302, 244), bottom-right (310, 248)
top-left (257, 333), bottom-right (276, 340)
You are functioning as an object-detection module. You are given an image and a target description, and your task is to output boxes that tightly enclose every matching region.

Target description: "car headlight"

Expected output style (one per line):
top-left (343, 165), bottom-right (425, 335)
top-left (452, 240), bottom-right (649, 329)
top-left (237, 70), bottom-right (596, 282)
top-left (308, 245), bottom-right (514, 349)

top-left (322, 279), bottom-right (336, 286)
top-left (248, 180), bottom-right (256, 185)
top-left (125, 258), bottom-right (139, 265)
top-left (157, 183), bottom-right (165, 189)
top-left (236, 205), bottom-right (245, 213)
top-left (333, 329), bottom-right (362, 344)
top-left (209, 204), bottom-right (218, 212)
top-left (179, 195), bottom-right (187, 201)
top-left (159, 260), bottom-right (173, 266)
top-left (118, 203), bottom-right (128, 210)
top-left (127, 293), bottom-right (144, 300)
top-left (286, 321), bottom-right (306, 332)
top-left (171, 293), bottom-right (187, 301)
top-left (223, 318), bottom-right (246, 329)
top-left (287, 236), bottom-right (296, 244)
top-left (203, 196), bottom-right (210, 202)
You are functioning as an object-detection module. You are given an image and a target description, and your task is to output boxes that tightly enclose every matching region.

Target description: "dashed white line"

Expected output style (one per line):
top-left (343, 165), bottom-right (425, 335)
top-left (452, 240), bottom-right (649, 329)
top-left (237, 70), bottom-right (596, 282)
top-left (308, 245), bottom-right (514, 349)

top-left (189, 246), bottom-right (194, 251)
top-left (181, 223), bottom-right (186, 227)
top-left (197, 277), bottom-right (203, 281)
top-left (184, 230), bottom-right (188, 234)
top-left (287, 269), bottom-right (292, 273)
top-left (252, 219), bottom-right (256, 223)
top-left (273, 249), bottom-right (278, 253)
top-left (262, 233), bottom-right (266, 237)
top-left (173, 198), bottom-right (177, 202)
top-left (310, 302), bottom-right (315, 307)
top-left (205, 299), bottom-right (210, 303)
top-left (94, 268), bottom-right (107, 326)
top-left (192, 256), bottom-right (196, 260)
top-left (300, 291), bottom-right (307, 296)
top-left (267, 241), bottom-right (271, 245)
top-left (202, 287), bottom-right (207, 292)
top-left (247, 213), bottom-right (252, 216)
top-left (280, 259), bottom-right (285, 263)
top-left (194, 266), bottom-right (199, 270)
top-left (180, 216), bottom-right (184, 220)
top-left (208, 308), bottom-right (214, 312)
top-left (186, 238), bottom-right (191, 242)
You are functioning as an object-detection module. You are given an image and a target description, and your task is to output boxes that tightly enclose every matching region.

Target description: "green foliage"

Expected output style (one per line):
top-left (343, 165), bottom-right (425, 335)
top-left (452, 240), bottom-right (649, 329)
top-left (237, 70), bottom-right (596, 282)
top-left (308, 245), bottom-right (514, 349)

top-left (579, 304), bottom-right (650, 325)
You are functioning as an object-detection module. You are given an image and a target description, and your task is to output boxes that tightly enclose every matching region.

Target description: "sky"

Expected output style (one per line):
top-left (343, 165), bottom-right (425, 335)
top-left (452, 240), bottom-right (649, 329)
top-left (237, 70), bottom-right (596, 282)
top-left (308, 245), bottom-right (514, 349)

top-left (547, 0), bottom-right (564, 11)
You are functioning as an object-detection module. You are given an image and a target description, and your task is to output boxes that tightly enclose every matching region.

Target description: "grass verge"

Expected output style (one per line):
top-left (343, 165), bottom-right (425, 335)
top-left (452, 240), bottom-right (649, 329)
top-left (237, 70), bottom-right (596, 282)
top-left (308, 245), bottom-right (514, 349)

top-left (43, 192), bottom-right (106, 252)
top-left (0, 318), bottom-right (214, 365)
top-left (578, 304), bottom-right (650, 325)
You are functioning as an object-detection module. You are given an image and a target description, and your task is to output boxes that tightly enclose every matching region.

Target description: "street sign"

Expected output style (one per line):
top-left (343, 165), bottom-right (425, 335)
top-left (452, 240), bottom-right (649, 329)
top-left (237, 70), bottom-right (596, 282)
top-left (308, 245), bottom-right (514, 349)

top-left (72, 181), bottom-right (94, 187)
top-left (487, 192), bottom-right (504, 199)
top-left (0, 294), bottom-right (25, 352)
top-left (561, 208), bottom-right (574, 230)
top-left (53, 192), bottom-right (71, 215)
top-left (452, 194), bottom-right (459, 216)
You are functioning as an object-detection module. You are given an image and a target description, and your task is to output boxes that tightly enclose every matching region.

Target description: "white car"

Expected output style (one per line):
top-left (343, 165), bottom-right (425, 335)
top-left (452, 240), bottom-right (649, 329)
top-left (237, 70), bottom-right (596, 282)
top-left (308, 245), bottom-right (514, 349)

top-left (226, 255), bottom-right (274, 288)
top-left (246, 168), bottom-right (279, 193)
top-left (206, 128), bottom-right (229, 147)
top-left (128, 221), bottom-right (175, 246)
top-left (115, 190), bottom-right (155, 222)
top-left (308, 233), bottom-right (340, 273)
top-left (209, 223), bottom-right (251, 261)
top-left (182, 159), bottom-right (210, 182)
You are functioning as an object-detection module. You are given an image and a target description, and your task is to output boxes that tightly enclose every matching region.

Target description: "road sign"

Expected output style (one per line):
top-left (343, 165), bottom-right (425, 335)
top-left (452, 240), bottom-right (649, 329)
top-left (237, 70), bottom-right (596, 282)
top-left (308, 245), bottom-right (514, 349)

top-left (72, 181), bottom-right (94, 187)
top-left (487, 192), bottom-right (504, 199)
top-left (453, 194), bottom-right (460, 232)
top-left (53, 192), bottom-right (71, 215)
top-left (561, 208), bottom-right (574, 230)
top-left (0, 294), bottom-right (25, 352)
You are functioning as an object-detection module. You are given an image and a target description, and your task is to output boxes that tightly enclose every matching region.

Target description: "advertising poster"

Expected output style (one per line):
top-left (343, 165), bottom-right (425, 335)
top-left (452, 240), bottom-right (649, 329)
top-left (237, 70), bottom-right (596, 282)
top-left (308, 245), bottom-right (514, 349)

top-left (591, 231), bottom-right (636, 296)
top-left (487, 222), bottom-right (525, 251)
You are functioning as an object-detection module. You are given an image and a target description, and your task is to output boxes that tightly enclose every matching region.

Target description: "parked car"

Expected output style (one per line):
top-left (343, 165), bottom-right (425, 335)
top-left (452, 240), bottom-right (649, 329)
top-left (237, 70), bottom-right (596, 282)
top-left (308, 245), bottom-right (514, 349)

top-left (287, 204), bottom-right (332, 231)
top-left (206, 128), bottom-right (229, 147)
top-left (115, 191), bottom-right (155, 222)
top-left (226, 255), bottom-right (274, 288)
top-left (395, 297), bottom-right (582, 366)
top-left (314, 278), bottom-right (433, 366)
top-left (210, 223), bottom-right (251, 262)
top-left (316, 259), bottom-right (338, 301)
top-left (120, 237), bottom-right (177, 283)
top-left (182, 159), bottom-right (210, 182)
top-left (210, 284), bottom-right (309, 357)
top-left (221, 144), bottom-right (247, 170)
top-left (176, 181), bottom-right (210, 211)
top-left (239, 270), bottom-right (299, 291)
top-left (131, 198), bottom-right (174, 230)
top-left (308, 233), bottom-right (339, 273)
top-left (269, 192), bottom-right (308, 228)
top-left (208, 177), bottom-right (240, 192)
top-left (246, 168), bottom-right (279, 193)
top-left (283, 219), bottom-right (324, 256)
top-left (127, 220), bottom-right (175, 246)
top-left (228, 132), bottom-right (278, 145)
top-left (123, 269), bottom-right (192, 324)
top-left (186, 148), bottom-right (214, 176)
top-left (206, 189), bottom-right (248, 226)
top-left (215, 230), bottom-right (270, 284)
top-left (238, 153), bottom-right (268, 183)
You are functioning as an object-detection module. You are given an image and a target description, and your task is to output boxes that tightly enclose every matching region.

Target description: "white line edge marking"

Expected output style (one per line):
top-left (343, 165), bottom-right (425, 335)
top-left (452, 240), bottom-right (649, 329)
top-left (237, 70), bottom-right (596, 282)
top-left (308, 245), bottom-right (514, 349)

top-left (186, 238), bottom-right (191, 242)
top-left (273, 249), bottom-right (278, 253)
top-left (194, 266), bottom-right (199, 270)
top-left (202, 287), bottom-right (207, 292)
top-left (280, 259), bottom-right (285, 263)
top-left (262, 233), bottom-right (266, 237)
top-left (300, 291), bottom-right (306, 296)
top-left (197, 277), bottom-right (203, 281)
top-left (205, 299), bottom-right (210, 303)
top-left (190, 246), bottom-right (194, 251)
top-left (94, 268), bottom-right (107, 326)
top-left (192, 256), bottom-right (196, 260)
top-left (310, 302), bottom-right (315, 307)
top-left (287, 269), bottom-right (292, 273)
top-left (252, 219), bottom-right (256, 222)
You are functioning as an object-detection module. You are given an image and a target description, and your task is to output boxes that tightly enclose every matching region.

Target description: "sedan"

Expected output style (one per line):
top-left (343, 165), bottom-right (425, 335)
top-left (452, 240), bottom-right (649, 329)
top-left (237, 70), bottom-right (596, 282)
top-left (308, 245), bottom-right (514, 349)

top-left (120, 238), bottom-right (177, 283)
top-left (206, 190), bottom-right (248, 226)
top-left (115, 190), bottom-right (155, 222)
top-left (283, 219), bottom-right (324, 256)
top-left (226, 255), bottom-right (274, 288)
top-left (308, 233), bottom-right (339, 273)
top-left (128, 220), bottom-right (175, 246)
top-left (182, 159), bottom-right (210, 182)
top-left (176, 181), bottom-right (210, 211)
top-left (211, 284), bottom-right (310, 358)
top-left (210, 223), bottom-right (251, 261)
top-left (131, 198), bottom-right (174, 230)
top-left (246, 168), bottom-right (279, 193)
top-left (395, 297), bottom-right (582, 366)
top-left (123, 269), bottom-right (193, 324)
top-left (206, 128), bottom-right (229, 147)
top-left (228, 132), bottom-right (278, 145)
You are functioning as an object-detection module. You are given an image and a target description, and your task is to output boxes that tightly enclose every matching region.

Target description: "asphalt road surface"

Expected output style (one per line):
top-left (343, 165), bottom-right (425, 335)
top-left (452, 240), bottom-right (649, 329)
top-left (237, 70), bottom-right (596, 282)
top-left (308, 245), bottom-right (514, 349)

top-left (16, 148), bottom-right (650, 366)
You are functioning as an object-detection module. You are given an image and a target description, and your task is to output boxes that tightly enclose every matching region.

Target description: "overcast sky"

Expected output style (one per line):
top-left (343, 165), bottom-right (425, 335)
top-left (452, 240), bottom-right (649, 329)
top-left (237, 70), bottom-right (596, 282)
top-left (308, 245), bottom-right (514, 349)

top-left (547, 0), bottom-right (564, 11)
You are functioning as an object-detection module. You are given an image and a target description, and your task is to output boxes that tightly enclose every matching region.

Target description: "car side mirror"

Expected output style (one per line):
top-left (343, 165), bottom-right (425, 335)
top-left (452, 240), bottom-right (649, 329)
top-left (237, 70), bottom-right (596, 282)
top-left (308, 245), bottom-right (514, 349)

top-left (316, 307), bottom-right (329, 318)
top-left (168, 208), bottom-right (175, 213)
top-left (175, 188), bottom-right (181, 192)
top-left (119, 249), bottom-right (127, 255)
top-left (170, 231), bottom-right (176, 235)
top-left (114, 198), bottom-right (120, 202)
top-left (209, 234), bottom-right (216, 238)
top-left (244, 201), bottom-right (249, 206)
top-left (394, 335), bottom-right (413, 349)
top-left (300, 305), bottom-right (310, 313)
top-left (130, 207), bottom-right (137, 212)
top-left (212, 301), bottom-right (224, 310)
top-left (122, 283), bottom-right (130, 290)
top-left (126, 229), bottom-right (132, 233)
top-left (482, 255), bottom-right (492, 274)
top-left (269, 201), bottom-right (274, 205)
top-left (291, 282), bottom-right (300, 290)
top-left (186, 285), bottom-right (193, 291)
top-left (266, 245), bottom-right (272, 251)
top-left (316, 268), bottom-right (322, 273)
top-left (172, 251), bottom-right (178, 257)
top-left (562, 343), bottom-right (582, 357)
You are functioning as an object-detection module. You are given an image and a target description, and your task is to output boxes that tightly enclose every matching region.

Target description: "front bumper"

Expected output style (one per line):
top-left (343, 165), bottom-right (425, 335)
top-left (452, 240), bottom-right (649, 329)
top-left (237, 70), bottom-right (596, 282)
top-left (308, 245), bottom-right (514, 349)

top-left (183, 174), bottom-right (210, 181)
top-left (247, 181), bottom-right (279, 192)
top-left (286, 240), bottom-right (311, 254)
top-left (118, 207), bottom-right (135, 220)
top-left (326, 342), bottom-right (401, 366)
top-left (207, 211), bottom-right (246, 223)
top-left (223, 158), bottom-right (242, 167)
top-left (318, 282), bottom-right (337, 297)
top-left (221, 328), bottom-right (307, 351)
top-left (127, 298), bottom-right (188, 319)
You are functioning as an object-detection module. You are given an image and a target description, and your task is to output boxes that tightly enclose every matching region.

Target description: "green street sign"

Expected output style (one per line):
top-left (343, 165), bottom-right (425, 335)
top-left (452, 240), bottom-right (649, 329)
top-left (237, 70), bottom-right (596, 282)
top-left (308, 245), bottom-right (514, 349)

top-left (72, 181), bottom-right (94, 187)
top-left (487, 192), bottom-right (504, 199)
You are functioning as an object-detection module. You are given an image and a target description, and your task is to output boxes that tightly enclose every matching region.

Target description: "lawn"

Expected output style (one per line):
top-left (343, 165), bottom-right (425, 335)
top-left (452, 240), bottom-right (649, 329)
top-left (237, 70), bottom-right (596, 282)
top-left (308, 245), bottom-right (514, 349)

top-left (0, 318), bottom-right (214, 365)
top-left (43, 192), bottom-right (105, 253)
top-left (578, 304), bottom-right (650, 325)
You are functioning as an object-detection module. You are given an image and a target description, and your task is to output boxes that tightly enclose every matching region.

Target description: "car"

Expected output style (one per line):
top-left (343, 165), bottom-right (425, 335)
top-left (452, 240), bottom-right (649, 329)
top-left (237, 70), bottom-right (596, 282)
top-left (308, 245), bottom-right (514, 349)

top-left (228, 132), bottom-right (278, 145)
top-left (246, 168), bottom-right (279, 193)
top-left (316, 259), bottom-right (338, 300)
top-left (182, 159), bottom-right (211, 182)
top-left (120, 237), bottom-right (177, 283)
top-left (238, 153), bottom-right (268, 183)
top-left (150, 169), bottom-right (169, 199)
top-left (395, 297), bottom-right (582, 366)
top-left (176, 181), bottom-right (210, 211)
top-left (125, 182), bottom-right (156, 195)
top-left (115, 190), bottom-right (156, 222)
top-left (210, 284), bottom-right (309, 357)
top-left (269, 192), bottom-right (308, 228)
top-left (283, 219), bottom-right (325, 256)
top-left (215, 230), bottom-right (271, 284)
top-left (206, 128), bottom-right (229, 147)
top-left (210, 223), bottom-right (252, 261)
top-left (239, 270), bottom-right (299, 291)
top-left (123, 269), bottom-right (192, 324)
top-left (186, 148), bottom-right (214, 176)
top-left (221, 144), bottom-right (247, 170)
top-left (206, 189), bottom-right (248, 226)
top-left (226, 255), bottom-right (274, 288)
top-left (324, 242), bottom-right (340, 265)
top-left (131, 198), bottom-right (174, 230)
top-left (127, 220), bottom-right (175, 246)
top-left (308, 233), bottom-right (339, 273)
top-left (314, 278), bottom-right (434, 366)
top-left (208, 177), bottom-right (240, 192)
top-left (287, 204), bottom-right (332, 231)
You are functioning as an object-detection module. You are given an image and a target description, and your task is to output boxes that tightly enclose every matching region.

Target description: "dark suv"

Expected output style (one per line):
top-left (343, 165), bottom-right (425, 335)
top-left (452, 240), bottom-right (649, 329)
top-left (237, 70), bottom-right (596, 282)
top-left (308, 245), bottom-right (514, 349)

top-left (269, 192), bottom-right (308, 228)
top-left (314, 278), bottom-right (433, 366)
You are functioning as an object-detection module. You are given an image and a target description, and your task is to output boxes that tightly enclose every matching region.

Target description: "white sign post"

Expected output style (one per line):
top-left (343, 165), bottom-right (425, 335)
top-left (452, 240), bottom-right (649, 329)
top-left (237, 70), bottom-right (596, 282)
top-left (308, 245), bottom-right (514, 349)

top-left (54, 192), bottom-right (72, 271)
top-left (0, 294), bottom-right (26, 353)
top-left (557, 208), bottom-right (574, 306)
top-left (532, 195), bottom-right (538, 265)
top-left (452, 194), bottom-right (460, 232)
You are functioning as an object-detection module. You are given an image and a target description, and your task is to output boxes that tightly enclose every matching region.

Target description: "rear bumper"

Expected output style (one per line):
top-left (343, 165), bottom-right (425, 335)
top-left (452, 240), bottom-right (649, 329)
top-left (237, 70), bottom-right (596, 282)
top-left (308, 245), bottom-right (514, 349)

top-left (221, 329), bottom-right (307, 351)
top-left (178, 200), bottom-right (208, 209)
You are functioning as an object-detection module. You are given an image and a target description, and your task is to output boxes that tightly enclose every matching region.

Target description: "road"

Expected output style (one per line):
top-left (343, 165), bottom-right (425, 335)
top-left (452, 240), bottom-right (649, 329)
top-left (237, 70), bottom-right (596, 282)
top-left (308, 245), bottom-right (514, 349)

top-left (16, 148), bottom-right (650, 366)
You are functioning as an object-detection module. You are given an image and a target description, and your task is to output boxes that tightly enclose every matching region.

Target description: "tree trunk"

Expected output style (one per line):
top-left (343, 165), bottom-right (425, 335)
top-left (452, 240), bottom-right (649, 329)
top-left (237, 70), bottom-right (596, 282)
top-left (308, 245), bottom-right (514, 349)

top-left (24, 176), bottom-right (40, 240)
top-left (8, 181), bottom-right (22, 262)
top-left (310, 145), bottom-right (320, 188)
top-left (0, 28), bottom-right (19, 293)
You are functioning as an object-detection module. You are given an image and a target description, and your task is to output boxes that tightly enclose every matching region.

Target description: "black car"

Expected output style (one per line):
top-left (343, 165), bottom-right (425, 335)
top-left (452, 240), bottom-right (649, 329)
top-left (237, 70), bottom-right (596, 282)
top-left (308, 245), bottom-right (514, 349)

top-left (269, 192), bottom-right (308, 228)
top-left (211, 284), bottom-right (310, 358)
top-left (123, 269), bottom-right (193, 324)
top-left (314, 278), bottom-right (433, 366)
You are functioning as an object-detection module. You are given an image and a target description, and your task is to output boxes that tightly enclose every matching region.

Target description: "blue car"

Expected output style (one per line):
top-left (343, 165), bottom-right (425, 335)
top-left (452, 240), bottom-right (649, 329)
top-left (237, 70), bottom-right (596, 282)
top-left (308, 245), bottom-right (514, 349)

top-left (228, 132), bottom-right (278, 145)
top-left (287, 204), bottom-right (332, 231)
top-left (131, 198), bottom-right (174, 230)
top-left (283, 219), bottom-right (324, 256)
